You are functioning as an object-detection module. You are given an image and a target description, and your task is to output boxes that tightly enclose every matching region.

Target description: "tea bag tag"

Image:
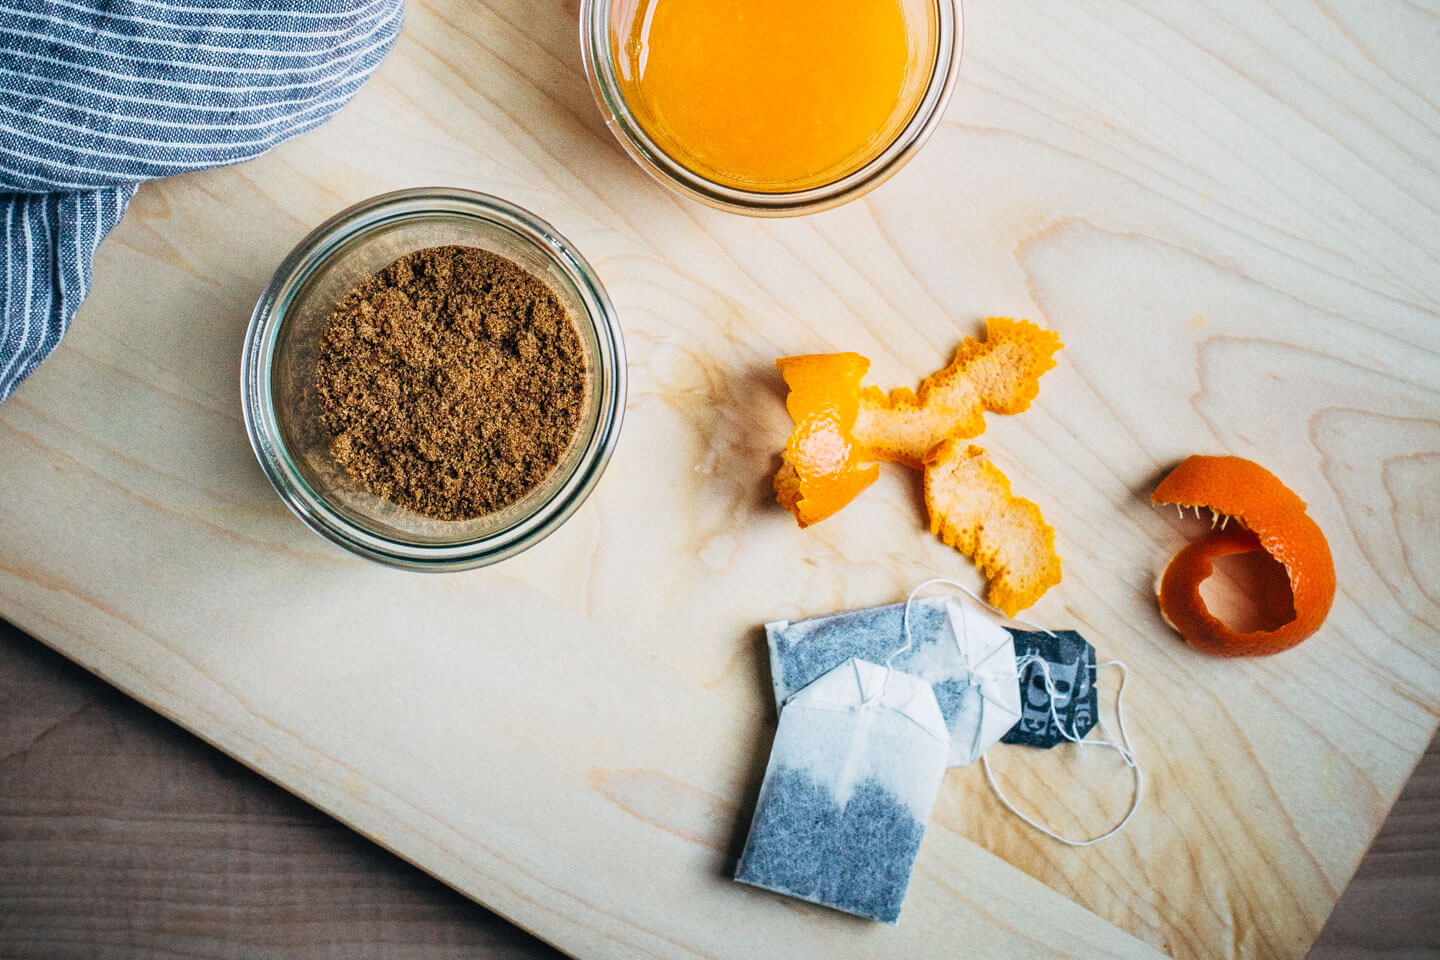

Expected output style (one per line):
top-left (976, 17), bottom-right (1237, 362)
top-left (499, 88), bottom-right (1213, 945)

top-left (1002, 630), bottom-right (1099, 748)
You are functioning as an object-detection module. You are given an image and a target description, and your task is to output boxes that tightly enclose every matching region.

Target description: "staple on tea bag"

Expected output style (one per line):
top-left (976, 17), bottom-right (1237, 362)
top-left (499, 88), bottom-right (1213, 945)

top-left (765, 589), bottom-right (1021, 766)
top-left (735, 658), bottom-right (949, 924)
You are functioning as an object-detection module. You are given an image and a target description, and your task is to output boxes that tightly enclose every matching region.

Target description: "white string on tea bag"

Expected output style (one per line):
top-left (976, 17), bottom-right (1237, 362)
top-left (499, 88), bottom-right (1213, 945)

top-left (901, 578), bottom-right (1144, 846)
top-left (982, 658), bottom-right (1142, 846)
top-left (888, 579), bottom-right (1020, 763)
top-left (898, 577), bottom-right (1058, 649)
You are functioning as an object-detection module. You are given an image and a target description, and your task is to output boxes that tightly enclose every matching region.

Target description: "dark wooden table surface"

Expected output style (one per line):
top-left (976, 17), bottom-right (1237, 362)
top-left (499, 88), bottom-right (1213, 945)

top-left (1, 618), bottom-right (1435, 960)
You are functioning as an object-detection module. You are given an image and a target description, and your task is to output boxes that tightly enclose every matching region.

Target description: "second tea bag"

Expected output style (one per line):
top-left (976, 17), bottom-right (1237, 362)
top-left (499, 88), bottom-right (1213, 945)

top-left (766, 597), bottom-right (1021, 766)
top-left (735, 658), bottom-right (949, 924)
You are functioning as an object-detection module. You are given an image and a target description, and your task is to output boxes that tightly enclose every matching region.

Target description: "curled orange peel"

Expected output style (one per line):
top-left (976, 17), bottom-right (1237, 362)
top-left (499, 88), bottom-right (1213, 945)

top-left (773, 352), bottom-right (879, 528)
top-left (853, 318), bottom-right (1063, 467)
top-left (1151, 455), bottom-right (1335, 657)
top-left (923, 441), bottom-right (1063, 616)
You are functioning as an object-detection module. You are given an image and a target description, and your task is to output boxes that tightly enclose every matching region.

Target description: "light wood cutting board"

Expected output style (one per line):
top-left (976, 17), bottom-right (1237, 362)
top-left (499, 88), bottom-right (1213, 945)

top-left (1, 1), bottom-right (1437, 958)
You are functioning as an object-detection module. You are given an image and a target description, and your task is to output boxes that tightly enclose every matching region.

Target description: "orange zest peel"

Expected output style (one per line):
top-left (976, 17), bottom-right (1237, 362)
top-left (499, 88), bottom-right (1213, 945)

top-left (773, 352), bottom-right (879, 528)
top-left (923, 441), bottom-right (1063, 616)
top-left (772, 321), bottom-right (1063, 613)
top-left (1151, 455), bottom-right (1335, 657)
top-left (853, 317), bottom-right (1063, 467)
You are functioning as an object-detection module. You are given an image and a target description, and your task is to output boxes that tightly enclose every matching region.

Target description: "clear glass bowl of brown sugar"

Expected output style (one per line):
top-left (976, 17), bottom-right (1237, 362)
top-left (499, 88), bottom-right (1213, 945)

top-left (242, 188), bottom-right (626, 570)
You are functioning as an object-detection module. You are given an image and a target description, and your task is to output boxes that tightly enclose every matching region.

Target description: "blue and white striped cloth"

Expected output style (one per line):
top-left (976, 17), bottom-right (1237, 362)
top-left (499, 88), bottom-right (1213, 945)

top-left (0, 0), bottom-right (404, 402)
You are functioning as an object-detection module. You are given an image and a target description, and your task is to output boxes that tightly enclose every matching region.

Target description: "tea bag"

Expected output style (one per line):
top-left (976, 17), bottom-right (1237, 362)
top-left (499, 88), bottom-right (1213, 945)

top-left (1001, 630), bottom-right (1099, 748)
top-left (735, 658), bottom-right (949, 924)
top-left (765, 597), bottom-right (1021, 766)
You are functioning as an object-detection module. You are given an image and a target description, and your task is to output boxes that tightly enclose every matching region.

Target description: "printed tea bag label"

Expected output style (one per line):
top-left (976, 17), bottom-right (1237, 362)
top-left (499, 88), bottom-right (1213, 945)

top-left (1001, 630), bottom-right (1098, 748)
top-left (765, 597), bottom-right (1020, 767)
top-left (735, 659), bottom-right (949, 924)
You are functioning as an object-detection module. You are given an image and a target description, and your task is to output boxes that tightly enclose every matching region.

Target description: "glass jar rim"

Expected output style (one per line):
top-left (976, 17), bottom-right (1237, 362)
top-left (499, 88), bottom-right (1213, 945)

top-left (241, 187), bottom-right (627, 571)
top-left (579, 0), bottom-right (963, 216)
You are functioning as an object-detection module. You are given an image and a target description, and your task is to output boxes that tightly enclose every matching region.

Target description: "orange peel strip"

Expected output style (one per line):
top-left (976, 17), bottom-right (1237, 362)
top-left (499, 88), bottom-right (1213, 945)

top-left (923, 440), bottom-right (1062, 616)
top-left (773, 352), bottom-right (879, 528)
top-left (854, 318), bottom-right (1063, 467)
top-left (1151, 455), bottom-right (1335, 657)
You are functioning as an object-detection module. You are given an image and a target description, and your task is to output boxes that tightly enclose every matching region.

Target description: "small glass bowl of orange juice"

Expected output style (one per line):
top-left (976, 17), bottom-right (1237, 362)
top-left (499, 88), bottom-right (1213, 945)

top-left (580, 0), bottom-right (961, 216)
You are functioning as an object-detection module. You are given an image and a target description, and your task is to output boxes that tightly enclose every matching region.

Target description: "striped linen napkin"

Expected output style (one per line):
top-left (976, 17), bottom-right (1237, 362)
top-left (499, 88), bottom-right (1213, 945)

top-left (0, 0), bottom-right (404, 403)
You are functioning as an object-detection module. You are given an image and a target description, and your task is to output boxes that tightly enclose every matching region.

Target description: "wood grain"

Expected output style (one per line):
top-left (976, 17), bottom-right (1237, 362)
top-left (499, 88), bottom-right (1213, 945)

top-left (0, 620), bottom-right (564, 960)
top-left (0, 0), bottom-right (1437, 958)
top-left (2, 619), bottom-right (1435, 959)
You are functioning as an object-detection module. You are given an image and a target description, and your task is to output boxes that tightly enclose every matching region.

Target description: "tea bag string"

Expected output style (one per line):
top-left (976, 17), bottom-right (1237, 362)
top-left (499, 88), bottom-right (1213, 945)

top-left (981, 659), bottom-right (1143, 846)
top-left (893, 578), bottom-right (1032, 758)
top-left (868, 578), bottom-right (980, 707)
top-left (895, 579), bottom-right (1056, 672)
top-left (880, 577), bottom-right (1045, 696)
top-left (893, 579), bottom-right (1142, 843)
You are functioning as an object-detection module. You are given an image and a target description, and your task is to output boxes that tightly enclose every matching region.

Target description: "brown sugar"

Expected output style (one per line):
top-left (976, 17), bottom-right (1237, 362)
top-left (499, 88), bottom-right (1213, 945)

top-left (315, 245), bottom-right (586, 521)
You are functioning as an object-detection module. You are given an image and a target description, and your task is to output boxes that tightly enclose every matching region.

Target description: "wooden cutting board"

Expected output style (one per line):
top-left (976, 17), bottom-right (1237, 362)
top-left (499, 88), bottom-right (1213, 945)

top-left (1, 1), bottom-right (1436, 958)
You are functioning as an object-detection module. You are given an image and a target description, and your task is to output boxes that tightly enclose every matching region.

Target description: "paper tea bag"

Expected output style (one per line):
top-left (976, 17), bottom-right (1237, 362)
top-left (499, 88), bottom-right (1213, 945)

top-left (735, 658), bottom-right (949, 924)
top-left (765, 598), bottom-right (1021, 766)
top-left (1001, 630), bottom-right (1099, 748)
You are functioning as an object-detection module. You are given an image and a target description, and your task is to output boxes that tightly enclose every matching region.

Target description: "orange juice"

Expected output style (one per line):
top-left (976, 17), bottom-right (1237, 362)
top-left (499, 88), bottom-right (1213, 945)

top-left (613, 0), bottom-right (935, 193)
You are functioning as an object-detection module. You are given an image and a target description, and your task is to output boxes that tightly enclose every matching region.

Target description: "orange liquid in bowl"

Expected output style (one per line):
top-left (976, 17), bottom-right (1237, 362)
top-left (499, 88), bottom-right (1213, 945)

top-left (612, 0), bottom-right (936, 193)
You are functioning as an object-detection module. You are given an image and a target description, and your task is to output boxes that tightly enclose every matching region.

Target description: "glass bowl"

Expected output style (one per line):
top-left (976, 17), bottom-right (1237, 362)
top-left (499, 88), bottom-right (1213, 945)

top-left (241, 188), bottom-right (626, 570)
top-left (579, 0), bottom-right (962, 216)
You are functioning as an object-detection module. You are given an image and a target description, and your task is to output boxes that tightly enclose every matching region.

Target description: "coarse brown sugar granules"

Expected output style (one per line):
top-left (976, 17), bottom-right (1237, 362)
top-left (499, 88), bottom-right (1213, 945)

top-left (315, 245), bottom-right (586, 521)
